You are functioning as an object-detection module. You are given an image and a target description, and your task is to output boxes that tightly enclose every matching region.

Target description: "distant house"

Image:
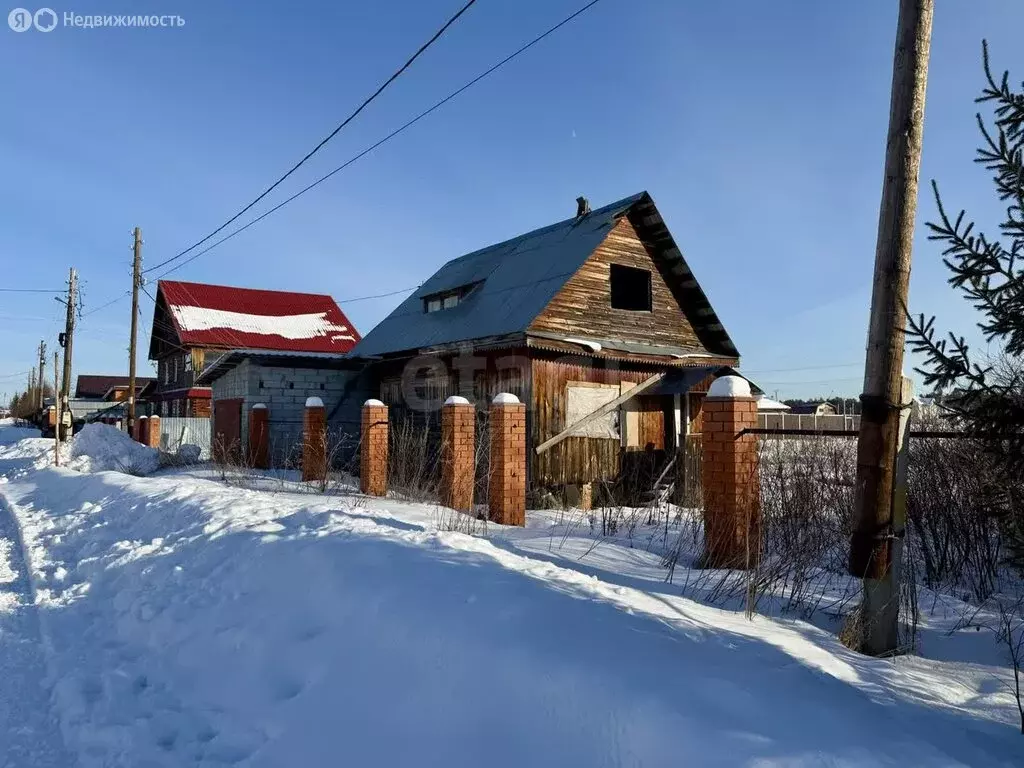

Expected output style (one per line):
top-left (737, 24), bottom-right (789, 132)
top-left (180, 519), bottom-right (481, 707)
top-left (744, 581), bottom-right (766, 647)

top-left (149, 280), bottom-right (362, 460)
top-left (350, 191), bottom-right (757, 498)
top-left (75, 375), bottom-right (156, 402)
top-left (786, 401), bottom-right (837, 416)
top-left (148, 281), bottom-right (361, 422)
top-left (756, 396), bottom-right (790, 413)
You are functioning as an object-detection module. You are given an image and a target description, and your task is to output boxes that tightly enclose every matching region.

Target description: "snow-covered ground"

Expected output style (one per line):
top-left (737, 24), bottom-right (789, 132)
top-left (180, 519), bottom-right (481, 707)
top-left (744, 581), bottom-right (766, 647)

top-left (0, 419), bottom-right (1021, 766)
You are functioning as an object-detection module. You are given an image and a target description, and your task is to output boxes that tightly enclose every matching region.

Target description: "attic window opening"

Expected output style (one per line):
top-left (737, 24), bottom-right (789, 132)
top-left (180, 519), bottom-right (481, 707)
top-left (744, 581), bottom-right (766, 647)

top-left (610, 264), bottom-right (652, 311)
top-left (423, 282), bottom-right (479, 314)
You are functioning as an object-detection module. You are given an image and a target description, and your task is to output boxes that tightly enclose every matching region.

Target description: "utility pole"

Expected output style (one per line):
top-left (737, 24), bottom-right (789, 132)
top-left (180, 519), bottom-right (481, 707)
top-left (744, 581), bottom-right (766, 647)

top-left (60, 267), bottom-right (77, 441)
top-left (53, 350), bottom-right (60, 466)
top-left (127, 227), bottom-right (142, 435)
top-left (848, 0), bottom-right (933, 656)
top-left (37, 340), bottom-right (46, 410)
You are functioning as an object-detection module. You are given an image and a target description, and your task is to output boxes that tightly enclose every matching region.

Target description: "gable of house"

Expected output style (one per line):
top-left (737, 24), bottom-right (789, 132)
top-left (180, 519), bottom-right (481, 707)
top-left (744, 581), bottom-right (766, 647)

top-left (350, 192), bottom-right (737, 360)
top-left (529, 216), bottom-right (706, 352)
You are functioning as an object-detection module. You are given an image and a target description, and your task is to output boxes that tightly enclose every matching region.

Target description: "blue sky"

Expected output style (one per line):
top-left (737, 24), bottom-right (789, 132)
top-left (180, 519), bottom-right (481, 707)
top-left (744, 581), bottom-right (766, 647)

top-left (1, 0), bottom-right (1022, 402)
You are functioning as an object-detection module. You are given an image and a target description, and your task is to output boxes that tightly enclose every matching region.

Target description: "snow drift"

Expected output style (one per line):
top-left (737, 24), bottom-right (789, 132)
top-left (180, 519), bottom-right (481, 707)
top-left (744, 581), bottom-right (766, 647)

top-left (68, 423), bottom-right (160, 475)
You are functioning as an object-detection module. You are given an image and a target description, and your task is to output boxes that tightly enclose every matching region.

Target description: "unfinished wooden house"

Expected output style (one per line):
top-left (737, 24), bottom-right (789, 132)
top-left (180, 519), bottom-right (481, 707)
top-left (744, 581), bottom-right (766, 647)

top-left (350, 192), bottom-right (754, 502)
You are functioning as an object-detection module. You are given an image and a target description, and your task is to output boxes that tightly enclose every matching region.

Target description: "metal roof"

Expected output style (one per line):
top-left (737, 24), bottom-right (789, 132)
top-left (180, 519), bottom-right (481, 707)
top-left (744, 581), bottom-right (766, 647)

top-left (350, 191), bottom-right (738, 360)
top-left (351, 194), bottom-right (646, 358)
top-left (151, 281), bottom-right (360, 358)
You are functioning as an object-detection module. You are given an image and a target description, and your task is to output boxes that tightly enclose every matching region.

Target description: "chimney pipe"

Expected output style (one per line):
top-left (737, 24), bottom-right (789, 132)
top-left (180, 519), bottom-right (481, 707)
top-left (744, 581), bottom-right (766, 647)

top-left (576, 196), bottom-right (590, 217)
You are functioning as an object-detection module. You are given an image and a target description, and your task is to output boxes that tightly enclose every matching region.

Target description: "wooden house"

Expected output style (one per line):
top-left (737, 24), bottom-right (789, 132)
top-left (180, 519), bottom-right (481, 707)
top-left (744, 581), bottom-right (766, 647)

top-left (350, 191), bottom-right (755, 500)
top-left (148, 281), bottom-right (361, 435)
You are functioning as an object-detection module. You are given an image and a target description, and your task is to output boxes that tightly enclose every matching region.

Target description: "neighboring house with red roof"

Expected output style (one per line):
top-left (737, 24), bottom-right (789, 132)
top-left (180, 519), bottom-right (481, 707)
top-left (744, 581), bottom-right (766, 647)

top-left (148, 280), bottom-right (360, 419)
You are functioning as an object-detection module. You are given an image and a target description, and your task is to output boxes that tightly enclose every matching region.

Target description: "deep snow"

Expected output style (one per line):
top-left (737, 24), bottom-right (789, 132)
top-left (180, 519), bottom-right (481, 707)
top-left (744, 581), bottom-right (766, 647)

top-left (0, 420), bottom-right (1021, 766)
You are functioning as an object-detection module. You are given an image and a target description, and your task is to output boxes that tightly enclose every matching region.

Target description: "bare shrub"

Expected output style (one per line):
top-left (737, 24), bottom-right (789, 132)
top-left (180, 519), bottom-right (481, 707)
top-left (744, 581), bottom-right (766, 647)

top-left (387, 410), bottom-right (441, 502)
top-left (906, 433), bottom-right (1008, 601)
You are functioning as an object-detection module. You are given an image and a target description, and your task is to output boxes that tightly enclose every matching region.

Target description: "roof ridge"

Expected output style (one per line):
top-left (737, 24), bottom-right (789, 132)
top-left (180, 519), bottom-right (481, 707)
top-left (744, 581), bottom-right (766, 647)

top-left (158, 279), bottom-right (337, 301)
top-left (441, 191), bottom-right (648, 269)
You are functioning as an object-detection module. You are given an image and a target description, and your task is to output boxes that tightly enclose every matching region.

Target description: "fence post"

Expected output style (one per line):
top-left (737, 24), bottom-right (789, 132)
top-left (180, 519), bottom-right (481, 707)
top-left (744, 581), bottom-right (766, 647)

top-left (488, 393), bottom-right (526, 526)
top-left (136, 415), bottom-right (148, 445)
top-left (146, 414), bottom-right (161, 449)
top-left (249, 404), bottom-right (269, 469)
top-left (441, 396), bottom-right (475, 512)
top-left (360, 399), bottom-right (388, 497)
top-left (700, 376), bottom-right (761, 569)
top-left (302, 397), bottom-right (326, 483)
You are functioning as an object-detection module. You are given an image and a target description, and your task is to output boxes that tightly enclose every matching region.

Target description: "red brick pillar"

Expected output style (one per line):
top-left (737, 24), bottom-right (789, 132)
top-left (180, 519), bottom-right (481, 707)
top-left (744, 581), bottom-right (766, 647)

top-left (360, 399), bottom-right (388, 497)
top-left (137, 415), bottom-right (148, 445)
top-left (489, 393), bottom-right (526, 527)
top-left (441, 396), bottom-right (475, 512)
top-left (700, 376), bottom-right (761, 569)
top-left (249, 404), bottom-right (269, 470)
top-left (302, 397), bottom-right (326, 482)
top-left (146, 415), bottom-right (161, 449)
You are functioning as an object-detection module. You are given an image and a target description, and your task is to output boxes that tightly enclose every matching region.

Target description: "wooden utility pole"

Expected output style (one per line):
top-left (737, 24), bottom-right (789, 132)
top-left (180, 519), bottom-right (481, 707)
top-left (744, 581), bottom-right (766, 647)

top-left (848, 0), bottom-right (934, 656)
top-left (60, 267), bottom-right (77, 441)
top-left (37, 340), bottom-right (46, 411)
top-left (127, 227), bottom-right (142, 435)
top-left (53, 350), bottom-right (60, 466)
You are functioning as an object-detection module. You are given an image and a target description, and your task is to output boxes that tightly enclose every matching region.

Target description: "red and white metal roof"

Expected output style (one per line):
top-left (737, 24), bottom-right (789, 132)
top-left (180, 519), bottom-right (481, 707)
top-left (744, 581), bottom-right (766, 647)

top-left (157, 280), bottom-right (360, 354)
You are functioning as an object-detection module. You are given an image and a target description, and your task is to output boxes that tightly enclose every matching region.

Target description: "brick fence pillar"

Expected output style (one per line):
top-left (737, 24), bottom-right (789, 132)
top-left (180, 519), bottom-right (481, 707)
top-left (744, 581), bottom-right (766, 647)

top-left (302, 397), bottom-right (326, 482)
top-left (249, 404), bottom-right (269, 470)
top-left (146, 415), bottom-right (161, 449)
top-left (700, 375), bottom-right (761, 569)
top-left (360, 399), bottom-right (388, 497)
top-left (489, 393), bottom-right (526, 526)
top-left (441, 396), bottom-right (475, 512)
top-left (136, 415), bottom-right (148, 445)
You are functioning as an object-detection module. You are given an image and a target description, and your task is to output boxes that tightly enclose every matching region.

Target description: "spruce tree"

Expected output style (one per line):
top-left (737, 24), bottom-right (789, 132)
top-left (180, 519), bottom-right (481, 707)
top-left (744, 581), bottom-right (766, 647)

top-left (907, 42), bottom-right (1024, 568)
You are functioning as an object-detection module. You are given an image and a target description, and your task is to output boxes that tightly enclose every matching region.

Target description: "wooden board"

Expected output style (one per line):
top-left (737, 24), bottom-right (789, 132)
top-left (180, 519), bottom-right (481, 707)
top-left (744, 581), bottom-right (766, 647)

top-left (529, 217), bottom-right (705, 350)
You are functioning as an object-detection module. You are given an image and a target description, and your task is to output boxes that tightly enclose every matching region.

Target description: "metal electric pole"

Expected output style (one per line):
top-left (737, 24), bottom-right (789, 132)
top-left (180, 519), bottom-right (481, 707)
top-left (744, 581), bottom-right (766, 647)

top-left (848, 0), bottom-right (934, 656)
top-left (60, 267), bottom-right (77, 440)
top-left (127, 227), bottom-right (142, 435)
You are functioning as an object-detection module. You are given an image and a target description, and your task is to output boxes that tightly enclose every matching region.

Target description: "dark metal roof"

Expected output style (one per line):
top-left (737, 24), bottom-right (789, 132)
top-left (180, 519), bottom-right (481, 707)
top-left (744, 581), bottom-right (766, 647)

top-left (75, 375), bottom-right (155, 400)
top-left (350, 192), bottom-right (738, 360)
top-left (352, 194), bottom-right (643, 358)
top-left (195, 349), bottom-right (359, 386)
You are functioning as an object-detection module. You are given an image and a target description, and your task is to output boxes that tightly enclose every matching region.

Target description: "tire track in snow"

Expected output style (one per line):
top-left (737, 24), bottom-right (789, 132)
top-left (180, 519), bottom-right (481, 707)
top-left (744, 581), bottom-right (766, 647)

top-left (0, 486), bottom-right (73, 767)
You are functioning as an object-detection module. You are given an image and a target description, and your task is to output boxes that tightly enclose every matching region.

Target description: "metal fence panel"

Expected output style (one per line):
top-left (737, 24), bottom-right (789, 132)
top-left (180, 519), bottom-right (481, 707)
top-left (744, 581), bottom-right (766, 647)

top-left (157, 417), bottom-right (212, 459)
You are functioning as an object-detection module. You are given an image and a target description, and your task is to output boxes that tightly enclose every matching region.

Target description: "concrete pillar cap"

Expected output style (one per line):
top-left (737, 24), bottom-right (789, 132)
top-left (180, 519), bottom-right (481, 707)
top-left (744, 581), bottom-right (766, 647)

top-left (444, 395), bottom-right (471, 406)
top-left (363, 398), bottom-right (385, 407)
top-left (305, 396), bottom-right (324, 408)
top-left (707, 375), bottom-right (751, 398)
top-left (252, 403), bottom-right (267, 410)
top-left (492, 393), bottom-right (520, 405)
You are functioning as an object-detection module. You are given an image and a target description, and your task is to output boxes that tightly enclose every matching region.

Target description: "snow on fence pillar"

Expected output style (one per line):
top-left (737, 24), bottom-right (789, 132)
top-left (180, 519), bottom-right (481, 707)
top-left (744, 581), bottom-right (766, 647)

top-left (136, 415), bottom-right (148, 445)
top-left (146, 415), bottom-right (161, 449)
top-left (360, 399), bottom-right (388, 497)
top-left (700, 376), bottom-right (761, 569)
top-left (249, 404), bottom-right (269, 470)
top-left (489, 393), bottom-right (526, 527)
top-left (302, 397), bottom-right (327, 483)
top-left (441, 396), bottom-right (475, 513)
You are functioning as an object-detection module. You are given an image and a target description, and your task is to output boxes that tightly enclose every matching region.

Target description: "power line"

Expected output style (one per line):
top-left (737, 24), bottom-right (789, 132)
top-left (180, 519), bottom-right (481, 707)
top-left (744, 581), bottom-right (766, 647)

top-left (743, 362), bottom-right (862, 374)
top-left (155, 0), bottom-right (606, 281)
top-left (144, 0), bottom-right (480, 277)
top-left (0, 288), bottom-right (65, 293)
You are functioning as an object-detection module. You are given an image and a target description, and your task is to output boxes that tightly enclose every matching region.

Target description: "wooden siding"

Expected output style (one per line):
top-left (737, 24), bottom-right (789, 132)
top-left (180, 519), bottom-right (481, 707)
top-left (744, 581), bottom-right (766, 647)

top-left (530, 356), bottom-right (669, 487)
top-left (529, 217), bottom-right (705, 350)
